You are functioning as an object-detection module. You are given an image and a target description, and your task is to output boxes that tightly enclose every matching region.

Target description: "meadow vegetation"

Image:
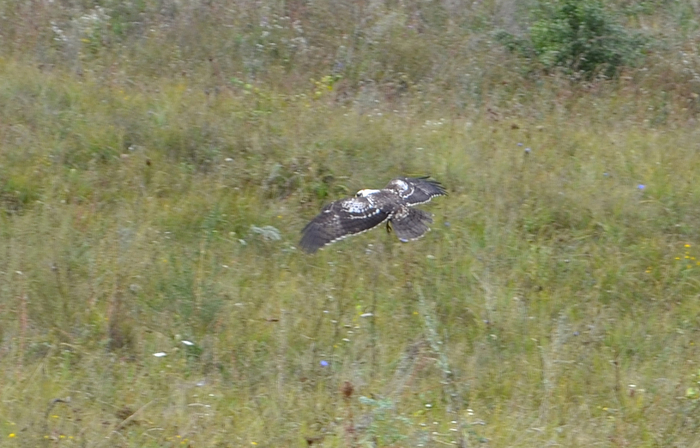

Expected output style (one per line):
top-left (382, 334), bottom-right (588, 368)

top-left (2, 0), bottom-right (700, 446)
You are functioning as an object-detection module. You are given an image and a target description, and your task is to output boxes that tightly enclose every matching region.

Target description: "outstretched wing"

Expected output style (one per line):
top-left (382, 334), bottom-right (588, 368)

top-left (299, 196), bottom-right (391, 253)
top-left (384, 176), bottom-right (447, 206)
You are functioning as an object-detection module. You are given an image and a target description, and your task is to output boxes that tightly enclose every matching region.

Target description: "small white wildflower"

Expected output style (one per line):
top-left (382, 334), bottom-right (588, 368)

top-left (153, 352), bottom-right (167, 357)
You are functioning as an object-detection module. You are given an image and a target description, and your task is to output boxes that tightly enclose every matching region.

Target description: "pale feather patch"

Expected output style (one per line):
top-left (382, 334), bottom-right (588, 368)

top-left (341, 199), bottom-right (370, 214)
top-left (399, 185), bottom-right (415, 199)
top-left (399, 227), bottom-right (431, 243)
top-left (394, 179), bottom-right (408, 190)
top-left (404, 190), bottom-right (444, 206)
top-left (346, 209), bottom-right (382, 220)
top-left (355, 189), bottom-right (381, 197)
top-left (406, 197), bottom-right (434, 206)
top-left (340, 198), bottom-right (383, 219)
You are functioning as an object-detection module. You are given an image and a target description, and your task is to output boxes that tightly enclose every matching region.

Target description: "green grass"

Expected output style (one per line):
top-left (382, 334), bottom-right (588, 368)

top-left (2, 1), bottom-right (700, 447)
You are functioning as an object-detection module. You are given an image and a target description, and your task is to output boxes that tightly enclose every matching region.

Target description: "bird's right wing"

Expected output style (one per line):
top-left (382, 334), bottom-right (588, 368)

top-left (385, 177), bottom-right (447, 206)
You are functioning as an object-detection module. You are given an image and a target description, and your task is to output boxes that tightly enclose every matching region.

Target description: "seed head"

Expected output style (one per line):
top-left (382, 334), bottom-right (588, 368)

top-left (341, 381), bottom-right (354, 400)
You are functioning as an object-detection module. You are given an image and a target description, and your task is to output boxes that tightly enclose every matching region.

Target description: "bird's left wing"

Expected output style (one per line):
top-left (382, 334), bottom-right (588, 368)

top-left (384, 177), bottom-right (447, 206)
top-left (300, 196), bottom-right (391, 253)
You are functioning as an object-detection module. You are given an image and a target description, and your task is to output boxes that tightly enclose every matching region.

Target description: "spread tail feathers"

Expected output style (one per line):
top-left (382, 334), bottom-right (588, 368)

top-left (390, 208), bottom-right (433, 242)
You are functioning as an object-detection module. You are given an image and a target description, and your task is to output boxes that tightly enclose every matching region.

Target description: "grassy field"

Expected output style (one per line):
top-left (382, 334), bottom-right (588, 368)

top-left (2, 1), bottom-right (700, 447)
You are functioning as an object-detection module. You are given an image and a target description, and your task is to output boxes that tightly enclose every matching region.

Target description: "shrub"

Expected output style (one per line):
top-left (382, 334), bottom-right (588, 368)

top-left (497, 0), bottom-right (647, 79)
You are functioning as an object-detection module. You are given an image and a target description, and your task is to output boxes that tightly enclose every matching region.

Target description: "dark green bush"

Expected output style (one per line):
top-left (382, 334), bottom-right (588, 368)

top-left (497, 0), bottom-right (648, 79)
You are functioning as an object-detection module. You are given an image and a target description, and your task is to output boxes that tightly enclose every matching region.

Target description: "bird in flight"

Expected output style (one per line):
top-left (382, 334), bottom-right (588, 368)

top-left (300, 176), bottom-right (446, 253)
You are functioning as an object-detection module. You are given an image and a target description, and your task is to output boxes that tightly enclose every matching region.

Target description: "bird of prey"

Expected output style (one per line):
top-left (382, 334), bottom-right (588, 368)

top-left (300, 176), bottom-right (446, 253)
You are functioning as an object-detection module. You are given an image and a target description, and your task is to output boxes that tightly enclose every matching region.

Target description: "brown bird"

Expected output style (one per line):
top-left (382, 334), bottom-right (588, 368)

top-left (300, 177), bottom-right (446, 253)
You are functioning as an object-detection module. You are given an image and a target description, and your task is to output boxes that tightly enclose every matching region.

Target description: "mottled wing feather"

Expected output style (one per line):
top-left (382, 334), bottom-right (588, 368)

top-left (385, 176), bottom-right (447, 206)
top-left (299, 197), bottom-right (391, 253)
top-left (389, 206), bottom-right (433, 242)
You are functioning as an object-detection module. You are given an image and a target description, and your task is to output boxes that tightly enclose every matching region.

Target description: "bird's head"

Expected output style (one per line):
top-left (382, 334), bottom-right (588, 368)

top-left (355, 189), bottom-right (380, 198)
